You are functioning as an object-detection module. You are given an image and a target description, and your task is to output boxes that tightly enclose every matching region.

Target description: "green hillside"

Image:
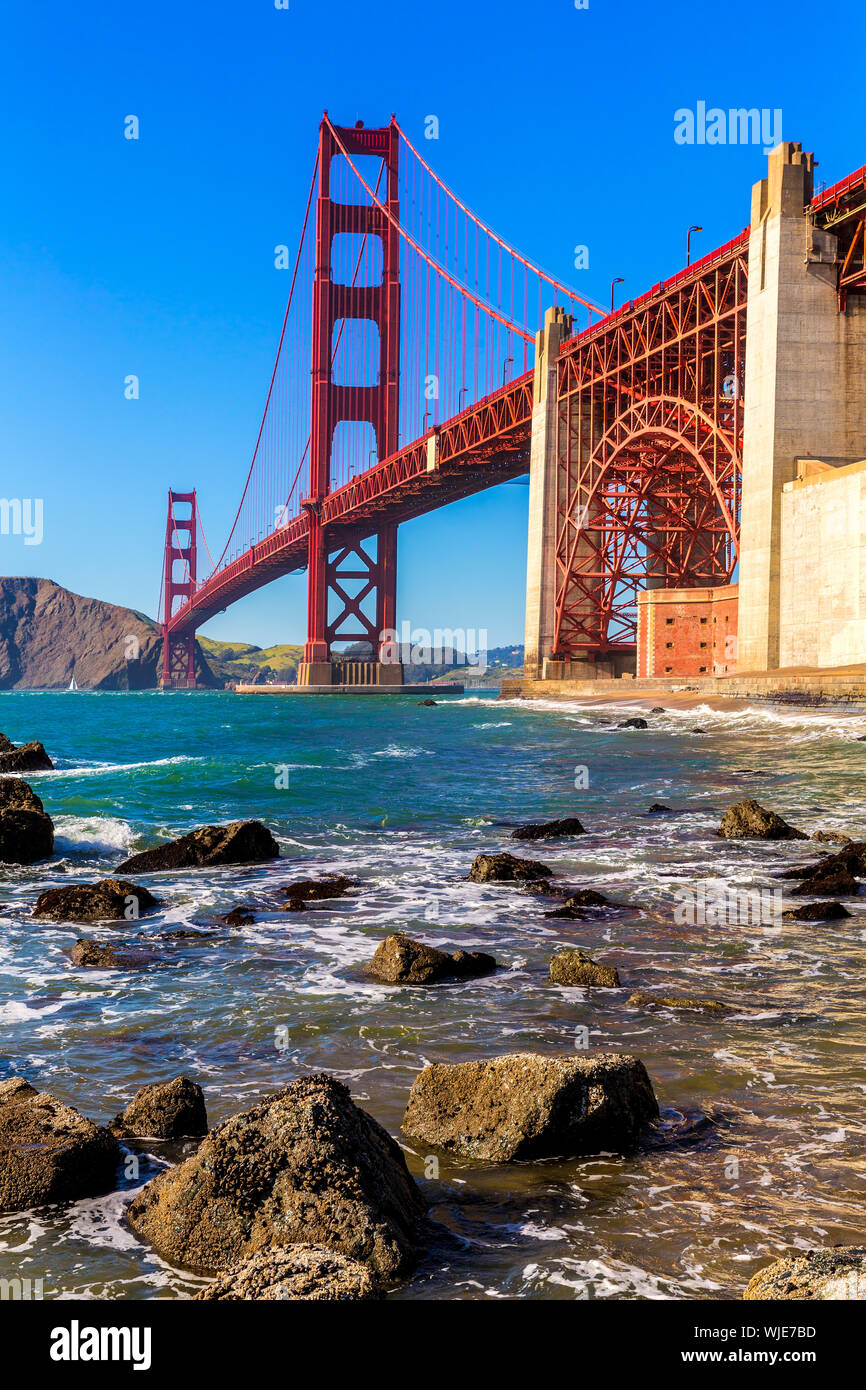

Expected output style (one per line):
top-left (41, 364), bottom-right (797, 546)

top-left (198, 638), bottom-right (303, 685)
top-left (198, 636), bottom-right (524, 687)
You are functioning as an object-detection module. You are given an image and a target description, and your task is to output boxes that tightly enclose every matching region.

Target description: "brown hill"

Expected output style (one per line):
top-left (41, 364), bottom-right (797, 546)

top-left (0, 578), bottom-right (218, 690)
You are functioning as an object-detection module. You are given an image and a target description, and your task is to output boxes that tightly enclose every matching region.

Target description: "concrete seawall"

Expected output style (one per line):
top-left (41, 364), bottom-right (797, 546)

top-left (500, 668), bottom-right (866, 708)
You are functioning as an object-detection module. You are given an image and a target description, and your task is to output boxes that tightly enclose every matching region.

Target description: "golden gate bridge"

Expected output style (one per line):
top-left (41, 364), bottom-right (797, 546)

top-left (159, 116), bottom-right (866, 687)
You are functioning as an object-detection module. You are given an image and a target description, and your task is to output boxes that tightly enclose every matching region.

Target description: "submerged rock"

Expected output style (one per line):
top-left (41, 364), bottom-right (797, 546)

top-left (545, 888), bottom-right (615, 918)
top-left (0, 776), bottom-right (54, 865)
top-left (627, 989), bottom-right (730, 1014)
top-left (510, 817), bottom-right (586, 841)
top-left (618, 718), bottom-right (648, 730)
top-left (33, 878), bottom-right (158, 923)
top-left (649, 706), bottom-right (666, 714)
top-left (112, 1077), bottom-right (207, 1139)
top-left (193, 1245), bottom-right (379, 1301)
top-left (402, 1052), bottom-right (658, 1162)
top-left (718, 799), bottom-right (807, 841)
top-left (161, 928), bottom-right (219, 942)
top-left (117, 820), bottom-right (280, 874)
top-left (368, 933), bottom-right (497, 985)
top-left (549, 950), bottom-right (619, 988)
top-left (126, 1073), bottom-right (425, 1279)
top-left (417, 699), bottom-right (437, 707)
top-left (276, 874), bottom-right (358, 905)
top-left (781, 843), bottom-right (866, 880)
top-left (782, 901), bottom-right (852, 921)
top-left (0, 736), bottom-right (53, 773)
top-left (812, 830), bottom-right (853, 845)
top-left (68, 939), bottom-right (152, 969)
top-left (468, 852), bottom-right (553, 883)
top-left (791, 866), bottom-right (860, 897)
top-left (219, 906), bottom-right (257, 927)
top-left (648, 802), bottom-right (672, 813)
top-left (0, 1077), bottom-right (120, 1212)
top-left (744, 1247), bottom-right (866, 1301)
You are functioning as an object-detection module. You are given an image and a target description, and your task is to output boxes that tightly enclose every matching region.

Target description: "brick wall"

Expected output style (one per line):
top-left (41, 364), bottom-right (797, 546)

top-left (637, 584), bottom-right (739, 678)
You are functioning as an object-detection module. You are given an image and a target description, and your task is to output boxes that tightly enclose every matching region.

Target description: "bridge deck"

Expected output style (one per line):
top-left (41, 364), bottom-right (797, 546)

top-left (167, 373), bottom-right (534, 636)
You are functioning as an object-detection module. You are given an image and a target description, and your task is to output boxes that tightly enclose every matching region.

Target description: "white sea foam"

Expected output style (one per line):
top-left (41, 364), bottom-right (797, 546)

top-left (495, 693), bottom-right (866, 745)
top-left (53, 816), bottom-right (136, 854)
top-left (29, 756), bottom-right (203, 780)
top-left (346, 744), bottom-right (423, 768)
top-left (0, 999), bottom-right (66, 1022)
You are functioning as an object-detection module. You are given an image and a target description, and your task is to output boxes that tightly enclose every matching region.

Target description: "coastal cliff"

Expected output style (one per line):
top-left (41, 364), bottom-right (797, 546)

top-left (0, 578), bottom-right (218, 689)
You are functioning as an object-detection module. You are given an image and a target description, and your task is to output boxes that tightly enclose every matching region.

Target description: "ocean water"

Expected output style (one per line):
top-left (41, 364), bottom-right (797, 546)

top-left (1, 687), bottom-right (866, 1301)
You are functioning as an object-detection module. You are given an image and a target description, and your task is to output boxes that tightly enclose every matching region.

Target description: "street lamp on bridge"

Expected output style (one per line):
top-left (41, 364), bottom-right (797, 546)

top-left (610, 277), bottom-right (625, 313)
top-left (687, 224), bottom-right (703, 265)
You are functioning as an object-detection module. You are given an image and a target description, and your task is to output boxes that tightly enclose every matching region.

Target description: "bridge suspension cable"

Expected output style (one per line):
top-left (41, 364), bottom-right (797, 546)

top-left (394, 121), bottom-right (605, 323)
top-left (178, 115), bottom-right (605, 607)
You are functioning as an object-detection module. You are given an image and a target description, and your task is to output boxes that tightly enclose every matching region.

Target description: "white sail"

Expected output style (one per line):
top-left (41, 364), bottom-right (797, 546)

top-left (68, 676), bottom-right (78, 691)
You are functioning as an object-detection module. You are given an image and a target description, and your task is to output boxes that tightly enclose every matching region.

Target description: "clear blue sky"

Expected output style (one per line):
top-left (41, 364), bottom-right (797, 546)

top-left (0, 0), bottom-right (861, 648)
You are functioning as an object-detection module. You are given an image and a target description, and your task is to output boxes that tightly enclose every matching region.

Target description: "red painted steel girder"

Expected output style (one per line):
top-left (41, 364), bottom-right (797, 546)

top-left (165, 374), bottom-right (535, 639)
top-left (552, 239), bottom-right (748, 658)
top-left (165, 151), bottom-right (866, 655)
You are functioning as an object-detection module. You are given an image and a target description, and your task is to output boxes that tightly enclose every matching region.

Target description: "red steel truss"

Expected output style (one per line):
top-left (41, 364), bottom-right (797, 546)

top-left (164, 373), bottom-right (534, 638)
top-left (159, 133), bottom-right (866, 684)
top-left (551, 232), bottom-right (748, 659)
top-left (813, 163), bottom-right (866, 310)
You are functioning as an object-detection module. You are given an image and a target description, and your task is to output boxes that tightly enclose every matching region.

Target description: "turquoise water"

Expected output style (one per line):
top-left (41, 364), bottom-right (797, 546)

top-left (2, 688), bottom-right (866, 1300)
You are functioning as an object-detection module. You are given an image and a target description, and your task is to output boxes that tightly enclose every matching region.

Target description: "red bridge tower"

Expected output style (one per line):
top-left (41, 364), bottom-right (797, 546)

top-left (298, 116), bottom-right (402, 686)
top-left (160, 490), bottom-right (198, 688)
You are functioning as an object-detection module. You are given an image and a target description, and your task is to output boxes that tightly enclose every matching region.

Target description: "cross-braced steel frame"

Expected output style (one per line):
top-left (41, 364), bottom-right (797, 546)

top-left (552, 235), bottom-right (748, 658)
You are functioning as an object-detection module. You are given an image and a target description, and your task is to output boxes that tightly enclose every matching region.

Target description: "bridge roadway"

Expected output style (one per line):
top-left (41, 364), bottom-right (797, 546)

top-left (166, 155), bottom-right (866, 644)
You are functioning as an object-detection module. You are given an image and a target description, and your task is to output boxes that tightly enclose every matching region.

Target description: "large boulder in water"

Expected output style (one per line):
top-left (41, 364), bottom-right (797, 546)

top-left (549, 949), bottom-right (619, 988)
top-left (0, 777), bottom-right (45, 812)
top-left (781, 843), bottom-right (866, 879)
top-left (67, 939), bottom-right (154, 969)
top-left (367, 933), bottom-right (497, 984)
top-left (718, 799), bottom-right (807, 840)
top-left (782, 901), bottom-right (852, 921)
top-left (126, 1073), bottom-right (426, 1279)
top-left (275, 874), bottom-right (358, 905)
top-left (783, 843), bottom-right (866, 899)
top-left (0, 1077), bottom-right (120, 1212)
top-left (468, 852), bottom-right (553, 883)
top-left (0, 777), bottom-right (54, 864)
top-left (744, 1247), bottom-right (866, 1300)
top-left (193, 1245), bottom-right (379, 1301)
top-left (402, 1052), bottom-right (658, 1162)
top-left (791, 866), bottom-right (860, 897)
top-left (32, 878), bottom-right (158, 923)
top-left (111, 1076), bottom-right (207, 1139)
top-left (0, 735), bottom-right (53, 773)
top-left (117, 820), bottom-right (280, 874)
top-left (510, 817), bottom-right (586, 841)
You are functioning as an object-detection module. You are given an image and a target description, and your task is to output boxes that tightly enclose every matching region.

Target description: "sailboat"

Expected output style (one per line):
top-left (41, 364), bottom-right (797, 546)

top-left (68, 675), bottom-right (78, 691)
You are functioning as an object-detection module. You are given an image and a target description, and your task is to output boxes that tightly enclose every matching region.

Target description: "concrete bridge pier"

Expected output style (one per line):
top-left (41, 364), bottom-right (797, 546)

top-left (523, 306), bottom-right (571, 679)
top-left (738, 141), bottom-right (866, 672)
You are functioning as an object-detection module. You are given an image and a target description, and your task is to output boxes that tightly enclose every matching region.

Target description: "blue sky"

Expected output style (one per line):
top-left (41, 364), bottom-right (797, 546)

top-left (0, 0), bottom-right (861, 647)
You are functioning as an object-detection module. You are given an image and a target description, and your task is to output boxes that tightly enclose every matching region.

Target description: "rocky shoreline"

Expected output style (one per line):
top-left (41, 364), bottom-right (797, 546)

top-left (2, 723), bottom-right (865, 1301)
